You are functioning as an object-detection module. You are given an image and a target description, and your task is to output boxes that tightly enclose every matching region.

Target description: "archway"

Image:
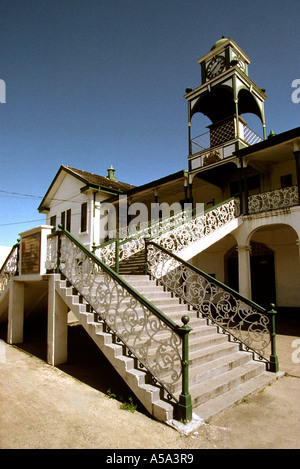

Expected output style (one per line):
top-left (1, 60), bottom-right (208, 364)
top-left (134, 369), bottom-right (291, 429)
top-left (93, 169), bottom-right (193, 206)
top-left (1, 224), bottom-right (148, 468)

top-left (226, 223), bottom-right (300, 309)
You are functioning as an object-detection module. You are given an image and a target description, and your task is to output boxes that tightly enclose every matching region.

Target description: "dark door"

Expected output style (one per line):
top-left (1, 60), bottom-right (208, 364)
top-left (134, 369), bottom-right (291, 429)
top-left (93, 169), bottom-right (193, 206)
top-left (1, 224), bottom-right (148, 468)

top-left (250, 243), bottom-right (276, 308)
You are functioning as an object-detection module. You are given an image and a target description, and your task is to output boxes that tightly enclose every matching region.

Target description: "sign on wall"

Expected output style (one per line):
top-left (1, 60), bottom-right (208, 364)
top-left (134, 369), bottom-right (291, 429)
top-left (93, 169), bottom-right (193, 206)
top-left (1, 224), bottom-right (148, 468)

top-left (21, 232), bottom-right (41, 274)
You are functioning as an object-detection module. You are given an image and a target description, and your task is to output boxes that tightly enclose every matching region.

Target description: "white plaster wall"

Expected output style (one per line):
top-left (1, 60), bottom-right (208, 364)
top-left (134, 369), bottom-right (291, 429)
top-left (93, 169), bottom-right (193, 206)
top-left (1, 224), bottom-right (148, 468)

top-left (267, 157), bottom-right (296, 191)
top-left (46, 174), bottom-right (93, 249)
top-left (189, 234), bottom-right (236, 283)
top-left (46, 174), bottom-right (116, 249)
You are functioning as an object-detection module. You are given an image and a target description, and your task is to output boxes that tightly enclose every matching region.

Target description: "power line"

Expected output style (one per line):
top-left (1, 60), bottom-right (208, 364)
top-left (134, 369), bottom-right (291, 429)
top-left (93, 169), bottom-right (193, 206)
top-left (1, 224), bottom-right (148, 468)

top-left (0, 218), bottom-right (46, 227)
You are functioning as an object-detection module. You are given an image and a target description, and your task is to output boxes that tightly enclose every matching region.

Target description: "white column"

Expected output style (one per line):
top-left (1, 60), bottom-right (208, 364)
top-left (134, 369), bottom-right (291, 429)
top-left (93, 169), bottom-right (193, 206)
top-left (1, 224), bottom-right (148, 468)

top-left (47, 275), bottom-right (69, 366)
top-left (237, 244), bottom-right (252, 299)
top-left (7, 279), bottom-right (24, 344)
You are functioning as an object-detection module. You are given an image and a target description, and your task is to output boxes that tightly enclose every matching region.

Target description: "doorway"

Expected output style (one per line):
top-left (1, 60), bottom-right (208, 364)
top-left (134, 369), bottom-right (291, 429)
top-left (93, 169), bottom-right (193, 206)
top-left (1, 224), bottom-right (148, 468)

top-left (225, 241), bottom-right (276, 307)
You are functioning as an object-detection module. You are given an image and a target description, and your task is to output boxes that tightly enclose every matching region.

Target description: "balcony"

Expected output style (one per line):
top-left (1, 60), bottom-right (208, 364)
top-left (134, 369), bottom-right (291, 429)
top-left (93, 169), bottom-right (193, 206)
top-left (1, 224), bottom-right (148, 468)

top-left (248, 185), bottom-right (299, 214)
top-left (189, 118), bottom-right (262, 170)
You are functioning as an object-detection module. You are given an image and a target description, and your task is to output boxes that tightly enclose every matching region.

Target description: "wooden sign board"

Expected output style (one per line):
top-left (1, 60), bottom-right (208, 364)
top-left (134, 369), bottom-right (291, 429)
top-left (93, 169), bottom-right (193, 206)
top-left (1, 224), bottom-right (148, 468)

top-left (21, 232), bottom-right (41, 274)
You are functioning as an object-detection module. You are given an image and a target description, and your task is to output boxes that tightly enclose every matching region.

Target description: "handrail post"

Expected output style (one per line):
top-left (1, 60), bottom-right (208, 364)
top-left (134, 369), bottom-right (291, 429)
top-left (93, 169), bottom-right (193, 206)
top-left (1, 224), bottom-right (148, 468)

top-left (55, 225), bottom-right (63, 274)
top-left (177, 315), bottom-right (193, 422)
top-left (15, 239), bottom-right (20, 276)
top-left (115, 238), bottom-right (119, 274)
top-left (267, 303), bottom-right (279, 373)
top-left (144, 237), bottom-right (149, 275)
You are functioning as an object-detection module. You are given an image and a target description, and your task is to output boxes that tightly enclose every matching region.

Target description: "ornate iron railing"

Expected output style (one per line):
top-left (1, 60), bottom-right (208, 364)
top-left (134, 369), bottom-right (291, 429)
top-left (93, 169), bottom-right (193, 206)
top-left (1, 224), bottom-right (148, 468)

top-left (145, 241), bottom-right (278, 372)
top-left (0, 243), bottom-right (19, 300)
top-left (248, 185), bottom-right (299, 214)
top-left (46, 228), bottom-right (193, 422)
top-left (93, 207), bottom-right (193, 269)
top-left (152, 198), bottom-right (240, 256)
top-left (106, 206), bottom-right (193, 241)
top-left (95, 198), bottom-right (239, 271)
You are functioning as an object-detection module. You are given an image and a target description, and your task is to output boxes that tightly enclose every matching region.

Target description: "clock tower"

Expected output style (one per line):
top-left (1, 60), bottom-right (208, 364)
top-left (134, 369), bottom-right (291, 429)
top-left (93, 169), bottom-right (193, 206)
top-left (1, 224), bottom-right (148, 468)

top-left (185, 37), bottom-right (267, 173)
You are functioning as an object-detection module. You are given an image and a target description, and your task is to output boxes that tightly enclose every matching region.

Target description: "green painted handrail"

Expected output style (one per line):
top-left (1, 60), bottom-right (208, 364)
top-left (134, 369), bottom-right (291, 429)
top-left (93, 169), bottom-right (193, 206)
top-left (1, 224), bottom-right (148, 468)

top-left (48, 226), bottom-right (193, 422)
top-left (146, 240), bottom-right (279, 373)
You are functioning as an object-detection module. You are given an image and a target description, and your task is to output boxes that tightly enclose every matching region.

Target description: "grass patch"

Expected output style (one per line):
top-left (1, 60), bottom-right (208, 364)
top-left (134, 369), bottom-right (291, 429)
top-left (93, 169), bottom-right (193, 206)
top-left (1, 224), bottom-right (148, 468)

top-left (120, 397), bottom-right (137, 413)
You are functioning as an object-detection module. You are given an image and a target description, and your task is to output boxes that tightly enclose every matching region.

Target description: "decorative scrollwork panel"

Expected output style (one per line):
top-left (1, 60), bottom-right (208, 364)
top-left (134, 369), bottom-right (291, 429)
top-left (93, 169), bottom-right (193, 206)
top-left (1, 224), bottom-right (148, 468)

top-left (154, 199), bottom-right (239, 256)
top-left (58, 234), bottom-right (183, 396)
top-left (248, 186), bottom-right (298, 214)
top-left (146, 243), bottom-right (271, 360)
top-left (0, 245), bottom-right (19, 299)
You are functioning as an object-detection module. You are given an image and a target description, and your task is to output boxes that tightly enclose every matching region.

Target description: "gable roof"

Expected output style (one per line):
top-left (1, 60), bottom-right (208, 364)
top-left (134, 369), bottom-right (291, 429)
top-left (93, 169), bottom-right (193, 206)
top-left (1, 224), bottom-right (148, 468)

top-left (38, 165), bottom-right (135, 212)
top-left (63, 166), bottom-right (135, 192)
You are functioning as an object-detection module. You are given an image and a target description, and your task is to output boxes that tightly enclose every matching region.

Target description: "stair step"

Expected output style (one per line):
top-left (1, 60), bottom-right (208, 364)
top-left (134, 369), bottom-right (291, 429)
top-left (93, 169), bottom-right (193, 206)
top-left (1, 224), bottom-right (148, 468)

top-left (189, 361), bottom-right (266, 408)
top-left (188, 351), bottom-right (252, 384)
top-left (54, 267), bottom-right (275, 426)
top-left (193, 371), bottom-right (276, 422)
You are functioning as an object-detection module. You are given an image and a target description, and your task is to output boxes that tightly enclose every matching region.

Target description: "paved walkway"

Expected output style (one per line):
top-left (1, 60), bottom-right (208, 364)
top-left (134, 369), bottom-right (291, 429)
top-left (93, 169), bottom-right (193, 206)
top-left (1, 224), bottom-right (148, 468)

top-left (0, 318), bottom-right (300, 449)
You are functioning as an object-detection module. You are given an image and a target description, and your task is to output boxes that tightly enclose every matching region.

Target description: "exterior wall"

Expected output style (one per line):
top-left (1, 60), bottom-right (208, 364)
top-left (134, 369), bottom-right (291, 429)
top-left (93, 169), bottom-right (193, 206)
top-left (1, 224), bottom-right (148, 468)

top-left (189, 234), bottom-right (236, 284)
top-left (45, 174), bottom-right (112, 250)
top-left (266, 154), bottom-right (297, 190)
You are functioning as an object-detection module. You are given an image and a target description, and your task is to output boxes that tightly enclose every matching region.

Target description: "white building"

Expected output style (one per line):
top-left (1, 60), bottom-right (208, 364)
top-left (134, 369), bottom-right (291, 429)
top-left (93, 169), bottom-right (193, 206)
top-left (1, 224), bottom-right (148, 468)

top-left (1, 37), bottom-right (298, 425)
top-left (37, 37), bottom-right (300, 314)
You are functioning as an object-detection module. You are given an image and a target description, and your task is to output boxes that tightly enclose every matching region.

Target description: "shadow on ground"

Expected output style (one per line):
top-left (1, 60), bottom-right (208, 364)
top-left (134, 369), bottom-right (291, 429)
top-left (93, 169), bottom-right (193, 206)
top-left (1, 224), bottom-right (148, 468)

top-left (0, 315), bottom-right (149, 416)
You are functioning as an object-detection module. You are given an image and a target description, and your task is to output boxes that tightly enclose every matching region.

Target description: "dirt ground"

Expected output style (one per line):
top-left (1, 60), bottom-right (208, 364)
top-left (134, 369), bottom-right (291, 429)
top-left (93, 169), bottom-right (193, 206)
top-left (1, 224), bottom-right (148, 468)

top-left (0, 316), bottom-right (300, 450)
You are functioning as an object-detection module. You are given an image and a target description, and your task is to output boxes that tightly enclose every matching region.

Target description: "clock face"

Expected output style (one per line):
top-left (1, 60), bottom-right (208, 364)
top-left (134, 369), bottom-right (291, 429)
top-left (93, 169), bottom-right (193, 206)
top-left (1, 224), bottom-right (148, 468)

top-left (206, 56), bottom-right (226, 79)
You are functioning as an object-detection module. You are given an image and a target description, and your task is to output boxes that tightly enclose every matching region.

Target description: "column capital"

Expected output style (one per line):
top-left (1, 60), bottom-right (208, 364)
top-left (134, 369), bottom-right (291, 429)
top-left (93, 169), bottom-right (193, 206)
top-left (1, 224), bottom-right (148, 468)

top-left (236, 244), bottom-right (252, 253)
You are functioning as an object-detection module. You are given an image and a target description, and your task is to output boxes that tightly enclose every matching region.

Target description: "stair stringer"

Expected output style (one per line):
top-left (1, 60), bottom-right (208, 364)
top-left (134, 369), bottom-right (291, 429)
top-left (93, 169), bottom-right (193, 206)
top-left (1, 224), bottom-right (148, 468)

top-left (53, 275), bottom-right (176, 423)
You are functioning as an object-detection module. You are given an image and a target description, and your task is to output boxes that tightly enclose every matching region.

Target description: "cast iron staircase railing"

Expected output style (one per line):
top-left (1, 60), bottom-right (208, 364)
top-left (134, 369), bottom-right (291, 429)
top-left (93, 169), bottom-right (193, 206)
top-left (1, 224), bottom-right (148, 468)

top-left (145, 240), bottom-right (278, 373)
top-left (46, 227), bottom-right (193, 422)
top-left (0, 242), bottom-right (19, 301)
top-left (94, 197), bottom-right (240, 273)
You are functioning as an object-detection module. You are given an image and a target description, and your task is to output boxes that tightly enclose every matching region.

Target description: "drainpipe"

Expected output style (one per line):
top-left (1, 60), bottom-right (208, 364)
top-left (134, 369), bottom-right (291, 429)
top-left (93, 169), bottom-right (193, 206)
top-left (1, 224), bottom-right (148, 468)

top-left (293, 142), bottom-right (300, 204)
top-left (243, 160), bottom-right (249, 214)
top-left (238, 158), bottom-right (244, 214)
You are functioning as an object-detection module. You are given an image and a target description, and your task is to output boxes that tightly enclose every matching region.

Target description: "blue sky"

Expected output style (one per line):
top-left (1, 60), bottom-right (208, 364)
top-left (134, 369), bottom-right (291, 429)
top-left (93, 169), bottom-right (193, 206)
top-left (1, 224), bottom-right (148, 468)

top-left (0, 0), bottom-right (299, 246)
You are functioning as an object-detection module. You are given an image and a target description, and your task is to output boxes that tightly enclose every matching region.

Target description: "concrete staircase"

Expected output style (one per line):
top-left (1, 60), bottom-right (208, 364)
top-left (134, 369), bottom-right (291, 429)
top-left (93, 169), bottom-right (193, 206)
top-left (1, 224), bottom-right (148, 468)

top-left (118, 250), bottom-right (145, 275)
top-left (55, 270), bottom-right (276, 424)
top-left (122, 275), bottom-right (276, 421)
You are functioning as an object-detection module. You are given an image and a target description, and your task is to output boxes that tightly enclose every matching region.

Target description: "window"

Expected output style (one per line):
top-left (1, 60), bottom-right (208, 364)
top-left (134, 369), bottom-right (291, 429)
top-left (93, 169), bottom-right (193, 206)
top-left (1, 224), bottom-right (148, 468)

top-left (50, 215), bottom-right (56, 231)
top-left (66, 209), bottom-right (71, 232)
top-left (81, 202), bottom-right (87, 233)
top-left (60, 211), bottom-right (65, 230)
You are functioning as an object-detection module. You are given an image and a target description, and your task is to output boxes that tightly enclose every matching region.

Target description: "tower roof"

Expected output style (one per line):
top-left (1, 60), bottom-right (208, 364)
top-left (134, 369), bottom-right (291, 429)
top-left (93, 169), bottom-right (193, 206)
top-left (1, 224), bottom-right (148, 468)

top-left (210, 36), bottom-right (228, 50)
